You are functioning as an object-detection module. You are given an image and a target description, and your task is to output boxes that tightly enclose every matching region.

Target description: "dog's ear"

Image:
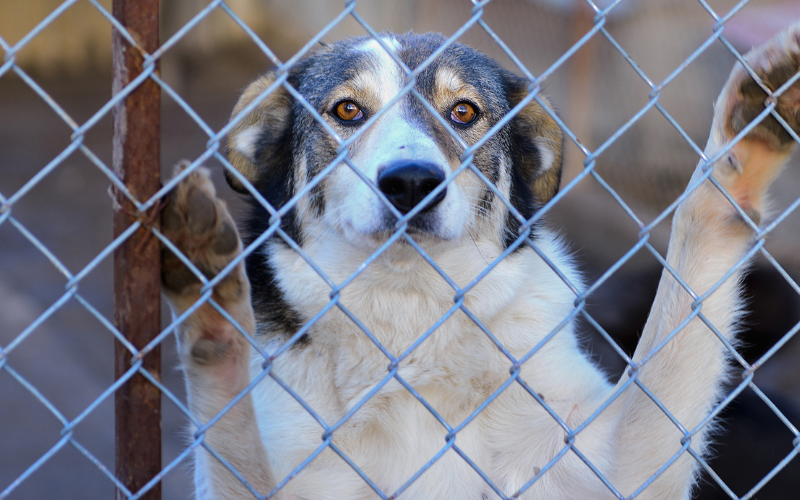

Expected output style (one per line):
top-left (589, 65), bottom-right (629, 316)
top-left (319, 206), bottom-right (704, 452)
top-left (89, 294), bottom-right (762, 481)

top-left (225, 71), bottom-right (294, 194)
top-left (505, 77), bottom-right (564, 205)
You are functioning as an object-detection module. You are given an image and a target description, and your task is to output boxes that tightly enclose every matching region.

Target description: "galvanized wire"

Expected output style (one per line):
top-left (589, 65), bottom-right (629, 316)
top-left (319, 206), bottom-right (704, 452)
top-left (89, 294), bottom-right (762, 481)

top-left (1, 0), bottom-right (799, 499)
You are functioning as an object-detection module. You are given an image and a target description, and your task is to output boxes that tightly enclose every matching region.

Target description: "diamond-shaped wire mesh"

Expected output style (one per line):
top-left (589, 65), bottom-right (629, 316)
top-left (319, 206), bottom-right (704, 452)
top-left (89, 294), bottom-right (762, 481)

top-left (2, 0), bottom-right (800, 499)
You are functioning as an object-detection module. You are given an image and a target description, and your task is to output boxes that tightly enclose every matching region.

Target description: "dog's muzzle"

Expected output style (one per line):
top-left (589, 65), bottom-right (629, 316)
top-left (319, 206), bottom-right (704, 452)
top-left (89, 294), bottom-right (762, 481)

top-left (378, 161), bottom-right (446, 214)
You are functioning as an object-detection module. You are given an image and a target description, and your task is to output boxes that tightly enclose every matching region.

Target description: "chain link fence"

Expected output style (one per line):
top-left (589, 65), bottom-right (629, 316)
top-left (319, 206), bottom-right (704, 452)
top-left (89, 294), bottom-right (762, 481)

top-left (1, 0), bottom-right (799, 499)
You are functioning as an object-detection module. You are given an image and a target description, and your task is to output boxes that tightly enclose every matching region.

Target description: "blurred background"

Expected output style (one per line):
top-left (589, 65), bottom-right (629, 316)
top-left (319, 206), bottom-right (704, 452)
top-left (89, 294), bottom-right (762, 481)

top-left (1, 0), bottom-right (799, 498)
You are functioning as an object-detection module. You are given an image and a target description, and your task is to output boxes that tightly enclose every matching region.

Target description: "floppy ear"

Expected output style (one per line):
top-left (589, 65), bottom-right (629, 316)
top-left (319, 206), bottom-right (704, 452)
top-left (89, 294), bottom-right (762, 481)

top-left (506, 78), bottom-right (564, 205)
top-left (225, 71), bottom-right (294, 194)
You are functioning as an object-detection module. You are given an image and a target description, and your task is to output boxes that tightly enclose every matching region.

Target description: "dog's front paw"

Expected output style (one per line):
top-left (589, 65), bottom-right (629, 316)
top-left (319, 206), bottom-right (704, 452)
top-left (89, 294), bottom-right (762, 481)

top-left (708, 22), bottom-right (800, 219)
top-left (724, 23), bottom-right (800, 150)
top-left (160, 163), bottom-right (254, 367)
top-left (161, 164), bottom-right (241, 297)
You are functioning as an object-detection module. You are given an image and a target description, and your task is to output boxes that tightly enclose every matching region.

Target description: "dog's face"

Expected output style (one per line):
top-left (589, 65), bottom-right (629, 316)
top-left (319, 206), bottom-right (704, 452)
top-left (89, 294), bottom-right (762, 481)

top-left (226, 33), bottom-right (563, 254)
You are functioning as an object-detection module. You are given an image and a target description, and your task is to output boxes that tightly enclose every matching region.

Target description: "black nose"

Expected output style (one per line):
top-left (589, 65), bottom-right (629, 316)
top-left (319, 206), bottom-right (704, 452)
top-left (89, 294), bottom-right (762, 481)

top-left (377, 161), bottom-right (447, 214)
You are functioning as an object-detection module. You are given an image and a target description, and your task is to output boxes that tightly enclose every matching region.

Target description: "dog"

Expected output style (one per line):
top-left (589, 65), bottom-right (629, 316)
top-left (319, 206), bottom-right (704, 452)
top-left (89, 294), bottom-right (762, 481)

top-left (159, 27), bottom-right (800, 499)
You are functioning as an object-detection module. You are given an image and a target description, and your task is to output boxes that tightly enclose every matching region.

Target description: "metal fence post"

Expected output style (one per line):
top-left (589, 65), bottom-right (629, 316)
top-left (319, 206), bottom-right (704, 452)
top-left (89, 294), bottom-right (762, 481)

top-left (112, 1), bottom-right (161, 499)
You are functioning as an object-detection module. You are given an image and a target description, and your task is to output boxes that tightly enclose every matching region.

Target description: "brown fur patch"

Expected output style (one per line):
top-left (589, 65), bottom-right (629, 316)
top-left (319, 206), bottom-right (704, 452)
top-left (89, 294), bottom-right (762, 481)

top-left (522, 97), bottom-right (563, 203)
top-left (226, 73), bottom-right (293, 192)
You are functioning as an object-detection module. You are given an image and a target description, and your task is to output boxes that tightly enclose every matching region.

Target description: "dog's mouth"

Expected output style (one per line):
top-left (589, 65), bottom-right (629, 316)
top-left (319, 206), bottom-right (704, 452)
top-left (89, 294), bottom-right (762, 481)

top-left (359, 208), bottom-right (465, 249)
top-left (383, 210), bottom-right (442, 236)
top-left (332, 194), bottom-right (461, 250)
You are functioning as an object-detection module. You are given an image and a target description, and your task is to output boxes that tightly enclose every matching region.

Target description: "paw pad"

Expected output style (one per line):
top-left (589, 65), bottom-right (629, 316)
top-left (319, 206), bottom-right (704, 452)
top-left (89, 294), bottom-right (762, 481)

top-left (159, 165), bottom-right (242, 294)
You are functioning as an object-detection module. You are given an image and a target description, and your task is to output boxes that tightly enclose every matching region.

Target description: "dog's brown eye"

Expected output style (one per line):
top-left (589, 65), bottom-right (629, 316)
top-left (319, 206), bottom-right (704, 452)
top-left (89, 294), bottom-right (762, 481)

top-left (450, 102), bottom-right (477, 125)
top-left (334, 101), bottom-right (363, 121)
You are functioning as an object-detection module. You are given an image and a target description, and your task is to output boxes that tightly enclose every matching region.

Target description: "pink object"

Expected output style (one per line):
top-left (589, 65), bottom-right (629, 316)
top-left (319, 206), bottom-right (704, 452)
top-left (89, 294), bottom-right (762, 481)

top-left (723, 3), bottom-right (800, 48)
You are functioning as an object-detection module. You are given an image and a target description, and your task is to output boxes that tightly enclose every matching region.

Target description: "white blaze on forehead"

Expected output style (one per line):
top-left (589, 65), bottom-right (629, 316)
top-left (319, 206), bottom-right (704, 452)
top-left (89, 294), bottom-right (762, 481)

top-left (356, 36), bottom-right (404, 107)
top-left (361, 35), bottom-right (402, 55)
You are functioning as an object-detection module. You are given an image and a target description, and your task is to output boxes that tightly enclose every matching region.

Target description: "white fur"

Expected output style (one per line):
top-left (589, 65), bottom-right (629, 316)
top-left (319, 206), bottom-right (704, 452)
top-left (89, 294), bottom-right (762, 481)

top-left (535, 137), bottom-right (557, 173)
top-left (253, 231), bottom-right (604, 499)
top-left (233, 125), bottom-right (262, 161)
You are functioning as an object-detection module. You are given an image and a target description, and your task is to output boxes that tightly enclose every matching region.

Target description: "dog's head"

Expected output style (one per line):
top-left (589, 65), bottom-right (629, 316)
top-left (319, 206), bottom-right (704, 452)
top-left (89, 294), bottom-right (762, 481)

top-left (226, 32), bottom-right (563, 254)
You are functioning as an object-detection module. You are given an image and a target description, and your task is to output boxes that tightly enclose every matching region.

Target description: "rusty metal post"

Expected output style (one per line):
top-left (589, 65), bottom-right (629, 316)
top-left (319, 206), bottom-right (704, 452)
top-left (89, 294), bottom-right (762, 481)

top-left (112, 1), bottom-right (161, 499)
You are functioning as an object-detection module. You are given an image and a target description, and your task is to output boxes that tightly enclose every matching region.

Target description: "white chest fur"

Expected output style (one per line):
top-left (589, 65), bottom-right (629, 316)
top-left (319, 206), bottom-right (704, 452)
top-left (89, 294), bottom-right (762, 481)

top-left (247, 233), bottom-right (609, 498)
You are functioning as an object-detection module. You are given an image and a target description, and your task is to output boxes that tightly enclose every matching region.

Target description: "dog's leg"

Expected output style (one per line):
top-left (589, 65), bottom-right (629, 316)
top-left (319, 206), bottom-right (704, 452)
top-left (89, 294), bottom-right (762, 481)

top-left (604, 24), bottom-right (800, 498)
top-left (161, 165), bottom-right (278, 499)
